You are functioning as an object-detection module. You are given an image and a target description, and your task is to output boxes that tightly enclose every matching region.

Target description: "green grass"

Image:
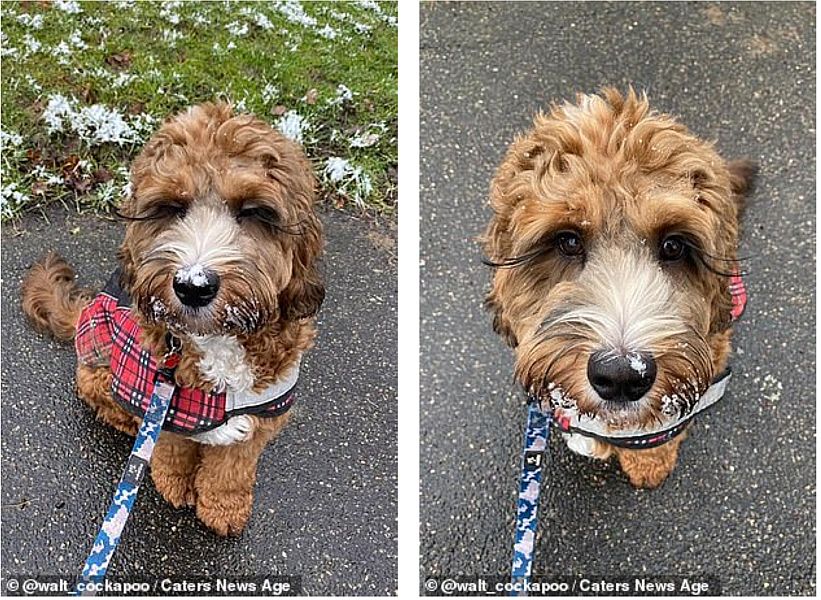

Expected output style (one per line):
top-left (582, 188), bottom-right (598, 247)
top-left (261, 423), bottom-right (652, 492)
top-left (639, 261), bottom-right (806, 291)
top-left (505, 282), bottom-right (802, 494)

top-left (0, 0), bottom-right (397, 222)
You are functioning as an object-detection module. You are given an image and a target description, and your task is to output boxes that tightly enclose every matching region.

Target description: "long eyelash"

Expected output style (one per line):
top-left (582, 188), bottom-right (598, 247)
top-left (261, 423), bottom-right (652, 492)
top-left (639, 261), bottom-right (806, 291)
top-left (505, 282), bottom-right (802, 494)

top-left (114, 209), bottom-right (165, 222)
top-left (277, 222), bottom-right (307, 236)
top-left (681, 239), bottom-right (750, 277)
top-left (254, 214), bottom-right (306, 236)
top-left (481, 247), bottom-right (549, 269)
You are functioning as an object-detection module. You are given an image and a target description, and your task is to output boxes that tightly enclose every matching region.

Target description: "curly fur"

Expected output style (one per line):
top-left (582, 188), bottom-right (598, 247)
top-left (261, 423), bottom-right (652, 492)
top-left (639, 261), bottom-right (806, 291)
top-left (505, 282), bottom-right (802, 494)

top-left (482, 88), bottom-right (753, 488)
top-left (21, 102), bottom-right (324, 534)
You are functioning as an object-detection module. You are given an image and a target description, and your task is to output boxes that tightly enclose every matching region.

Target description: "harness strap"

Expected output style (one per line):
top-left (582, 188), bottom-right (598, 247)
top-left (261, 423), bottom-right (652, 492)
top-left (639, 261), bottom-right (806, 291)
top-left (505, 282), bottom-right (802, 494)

top-left (510, 402), bottom-right (551, 596)
top-left (74, 339), bottom-right (180, 596)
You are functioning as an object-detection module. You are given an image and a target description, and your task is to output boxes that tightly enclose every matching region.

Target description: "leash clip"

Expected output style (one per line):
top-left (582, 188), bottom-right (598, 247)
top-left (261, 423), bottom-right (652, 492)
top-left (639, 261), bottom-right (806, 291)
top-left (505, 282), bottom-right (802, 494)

top-left (159, 334), bottom-right (182, 374)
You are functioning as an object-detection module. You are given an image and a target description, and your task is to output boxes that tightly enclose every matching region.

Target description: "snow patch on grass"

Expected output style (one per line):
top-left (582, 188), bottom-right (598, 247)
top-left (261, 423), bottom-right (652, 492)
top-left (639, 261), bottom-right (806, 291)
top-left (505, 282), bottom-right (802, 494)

top-left (16, 13), bottom-right (44, 29)
top-left (0, 129), bottom-right (24, 149)
top-left (323, 157), bottom-right (373, 207)
top-left (277, 111), bottom-right (309, 144)
top-left (159, 1), bottom-right (182, 25)
top-left (357, 0), bottom-right (397, 26)
top-left (316, 24), bottom-right (338, 39)
top-left (262, 83), bottom-right (279, 105)
top-left (226, 21), bottom-right (249, 36)
top-left (1, 184), bottom-right (31, 219)
top-left (54, 0), bottom-right (83, 14)
top-left (24, 74), bottom-right (43, 92)
top-left (42, 94), bottom-right (157, 146)
top-left (22, 33), bottom-right (42, 56)
top-left (274, 0), bottom-right (317, 28)
top-left (69, 30), bottom-right (88, 50)
top-left (50, 41), bottom-right (71, 64)
top-left (1, 30), bottom-right (18, 57)
top-left (328, 84), bottom-right (353, 107)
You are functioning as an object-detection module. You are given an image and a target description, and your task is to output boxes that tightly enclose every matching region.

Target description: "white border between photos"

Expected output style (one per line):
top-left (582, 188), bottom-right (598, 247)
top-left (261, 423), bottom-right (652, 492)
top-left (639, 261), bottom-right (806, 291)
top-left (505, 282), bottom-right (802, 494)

top-left (397, 0), bottom-right (420, 598)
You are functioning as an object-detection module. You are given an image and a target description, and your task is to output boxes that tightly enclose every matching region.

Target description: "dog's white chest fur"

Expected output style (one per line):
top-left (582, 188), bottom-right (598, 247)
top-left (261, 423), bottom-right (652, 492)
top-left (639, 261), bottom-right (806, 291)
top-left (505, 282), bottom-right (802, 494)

top-left (188, 334), bottom-right (256, 446)
top-left (190, 334), bottom-right (255, 393)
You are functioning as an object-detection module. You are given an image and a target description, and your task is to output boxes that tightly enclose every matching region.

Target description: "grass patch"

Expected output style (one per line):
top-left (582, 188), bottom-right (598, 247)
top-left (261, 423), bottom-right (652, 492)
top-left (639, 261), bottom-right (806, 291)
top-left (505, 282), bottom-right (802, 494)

top-left (0, 0), bottom-right (397, 222)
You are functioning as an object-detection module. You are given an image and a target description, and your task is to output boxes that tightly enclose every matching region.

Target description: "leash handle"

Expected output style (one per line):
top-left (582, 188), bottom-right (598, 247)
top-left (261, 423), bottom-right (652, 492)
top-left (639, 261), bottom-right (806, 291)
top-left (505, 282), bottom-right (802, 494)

top-left (75, 343), bottom-right (180, 596)
top-left (510, 401), bottom-right (551, 596)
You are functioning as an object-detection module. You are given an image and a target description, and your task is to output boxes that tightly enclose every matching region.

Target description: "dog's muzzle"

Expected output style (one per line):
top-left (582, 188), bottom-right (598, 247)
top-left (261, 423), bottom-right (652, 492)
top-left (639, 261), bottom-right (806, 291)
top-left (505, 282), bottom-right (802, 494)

top-left (547, 368), bottom-right (732, 449)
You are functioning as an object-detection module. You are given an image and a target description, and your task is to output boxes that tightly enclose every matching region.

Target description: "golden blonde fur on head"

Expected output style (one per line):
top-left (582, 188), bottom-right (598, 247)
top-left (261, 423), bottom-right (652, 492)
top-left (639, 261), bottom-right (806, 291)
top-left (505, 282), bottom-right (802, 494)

top-left (483, 87), bottom-right (754, 487)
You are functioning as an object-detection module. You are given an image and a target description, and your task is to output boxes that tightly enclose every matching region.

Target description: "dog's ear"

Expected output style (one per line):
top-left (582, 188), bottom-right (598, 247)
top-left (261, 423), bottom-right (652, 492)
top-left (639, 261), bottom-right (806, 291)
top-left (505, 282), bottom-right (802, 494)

top-left (484, 291), bottom-right (518, 347)
top-left (705, 162), bottom-right (747, 334)
top-left (707, 274), bottom-right (735, 335)
top-left (279, 211), bottom-right (325, 321)
top-left (726, 159), bottom-right (758, 217)
top-left (481, 167), bottom-right (520, 347)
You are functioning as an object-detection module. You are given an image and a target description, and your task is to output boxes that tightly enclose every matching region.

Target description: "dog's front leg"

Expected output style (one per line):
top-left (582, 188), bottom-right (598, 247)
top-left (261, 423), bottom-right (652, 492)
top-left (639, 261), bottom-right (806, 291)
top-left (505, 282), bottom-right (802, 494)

top-left (194, 414), bottom-right (289, 536)
top-left (151, 432), bottom-right (200, 508)
top-left (614, 434), bottom-right (686, 489)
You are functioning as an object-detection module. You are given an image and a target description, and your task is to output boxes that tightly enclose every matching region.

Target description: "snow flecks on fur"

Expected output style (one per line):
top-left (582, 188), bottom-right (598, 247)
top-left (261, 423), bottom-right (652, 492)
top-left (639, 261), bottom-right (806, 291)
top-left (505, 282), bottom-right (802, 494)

top-left (175, 264), bottom-right (209, 287)
top-left (546, 383), bottom-right (577, 410)
top-left (627, 352), bottom-right (647, 377)
top-left (149, 295), bottom-right (169, 320)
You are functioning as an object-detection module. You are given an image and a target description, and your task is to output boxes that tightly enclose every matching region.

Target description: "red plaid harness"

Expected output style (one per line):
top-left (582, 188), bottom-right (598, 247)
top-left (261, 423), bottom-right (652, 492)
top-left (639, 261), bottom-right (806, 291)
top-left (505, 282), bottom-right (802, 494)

top-left (75, 270), bottom-right (296, 434)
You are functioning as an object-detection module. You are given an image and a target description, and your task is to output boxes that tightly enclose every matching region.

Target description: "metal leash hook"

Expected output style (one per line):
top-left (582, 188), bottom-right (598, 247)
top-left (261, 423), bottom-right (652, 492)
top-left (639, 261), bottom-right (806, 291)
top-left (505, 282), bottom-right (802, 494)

top-left (510, 400), bottom-right (552, 597)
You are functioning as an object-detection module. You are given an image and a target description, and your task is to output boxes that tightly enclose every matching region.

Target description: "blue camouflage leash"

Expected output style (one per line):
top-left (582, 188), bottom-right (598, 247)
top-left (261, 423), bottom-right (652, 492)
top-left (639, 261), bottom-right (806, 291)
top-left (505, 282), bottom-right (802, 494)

top-left (74, 336), bottom-right (181, 596)
top-left (510, 400), bottom-right (552, 596)
top-left (509, 372), bottom-right (735, 596)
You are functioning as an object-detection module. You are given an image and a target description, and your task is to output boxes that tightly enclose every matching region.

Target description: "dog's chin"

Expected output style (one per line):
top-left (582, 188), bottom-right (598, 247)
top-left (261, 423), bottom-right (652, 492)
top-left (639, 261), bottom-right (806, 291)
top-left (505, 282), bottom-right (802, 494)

top-left (144, 295), bottom-right (267, 337)
top-left (544, 381), bottom-right (698, 433)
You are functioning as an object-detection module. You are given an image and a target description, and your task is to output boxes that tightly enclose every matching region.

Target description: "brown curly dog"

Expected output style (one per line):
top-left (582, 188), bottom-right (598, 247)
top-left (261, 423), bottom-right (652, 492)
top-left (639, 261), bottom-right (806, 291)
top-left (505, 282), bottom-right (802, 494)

top-left (22, 102), bottom-right (324, 535)
top-left (482, 88), bottom-right (754, 488)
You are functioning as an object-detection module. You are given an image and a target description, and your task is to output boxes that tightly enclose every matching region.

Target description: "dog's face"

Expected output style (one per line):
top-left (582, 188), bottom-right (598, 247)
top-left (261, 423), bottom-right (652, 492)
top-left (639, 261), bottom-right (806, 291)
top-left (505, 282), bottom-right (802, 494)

top-left (119, 103), bottom-right (324, 337)
top-left (484, 89), bottom-right (746, 432)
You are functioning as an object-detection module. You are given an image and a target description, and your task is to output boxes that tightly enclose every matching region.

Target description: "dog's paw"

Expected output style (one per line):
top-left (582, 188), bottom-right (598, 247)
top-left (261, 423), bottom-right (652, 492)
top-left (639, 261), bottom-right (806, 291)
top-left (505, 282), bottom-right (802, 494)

top-left (196, 493), bottom-right (253, 536)
top-left (616, 442), bottom-right (680, 489)
top-left (190, 416), bottom-right (254, 445)
top-left (622, 466), bottom-right (671, 489)
top-left (152, 470), bottom-right (197, 508)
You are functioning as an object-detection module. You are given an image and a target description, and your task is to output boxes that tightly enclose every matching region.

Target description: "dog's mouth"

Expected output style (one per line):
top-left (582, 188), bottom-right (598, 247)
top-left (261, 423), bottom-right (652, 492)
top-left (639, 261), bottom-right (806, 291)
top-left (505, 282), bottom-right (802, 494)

top-left (539, 376), bottom-right (708, 434)
top-left (144, 292), bottom-right (266, 336)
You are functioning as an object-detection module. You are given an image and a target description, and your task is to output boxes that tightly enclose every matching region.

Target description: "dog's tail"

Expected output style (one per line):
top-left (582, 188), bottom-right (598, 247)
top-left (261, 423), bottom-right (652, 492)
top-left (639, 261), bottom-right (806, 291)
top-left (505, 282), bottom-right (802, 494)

top-left (21, 252), bottom-right (89, 342)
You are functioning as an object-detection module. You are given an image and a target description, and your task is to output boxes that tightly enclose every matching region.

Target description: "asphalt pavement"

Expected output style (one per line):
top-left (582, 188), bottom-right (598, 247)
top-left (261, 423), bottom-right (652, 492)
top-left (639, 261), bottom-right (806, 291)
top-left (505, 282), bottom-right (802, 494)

top-left (1, 206), bottom-right (397, 595)
top-left (420, 2), bottom-right (815, 595)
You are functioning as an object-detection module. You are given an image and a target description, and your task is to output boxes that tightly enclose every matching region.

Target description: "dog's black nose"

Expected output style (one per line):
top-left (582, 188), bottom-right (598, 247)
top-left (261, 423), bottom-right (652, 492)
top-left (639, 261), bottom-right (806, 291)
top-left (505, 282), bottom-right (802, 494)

top-left (587, 350), bottom-right (656, 402)
top-left (173, 266), bottom-right (220, 308)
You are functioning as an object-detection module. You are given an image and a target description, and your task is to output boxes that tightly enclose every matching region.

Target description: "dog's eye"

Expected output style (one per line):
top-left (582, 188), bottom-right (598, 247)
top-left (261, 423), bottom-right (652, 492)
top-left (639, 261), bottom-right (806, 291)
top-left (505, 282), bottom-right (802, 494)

top-left (659, 235), bottom-right (687, 261)
top-left (556, 231), bottom-right (584, 257)
top-left (237, 205), bottom-right (280, 226)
